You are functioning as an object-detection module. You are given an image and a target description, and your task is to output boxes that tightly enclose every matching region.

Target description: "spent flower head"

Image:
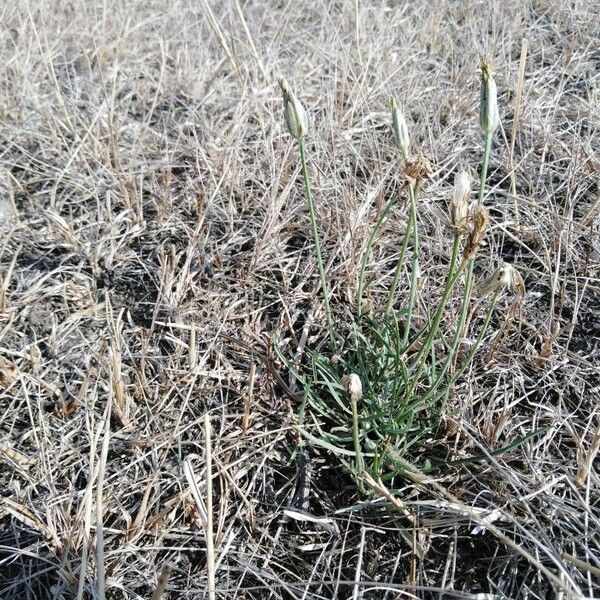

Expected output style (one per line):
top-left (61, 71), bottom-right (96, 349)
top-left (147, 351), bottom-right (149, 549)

top-left (451, 170), bottom-right (472, 233)
top-left (279, 77), bottom-right (307, 140)
top-left (480, 61), bottom-right (500, 134)
top-left (405, 155), bottom-right (433, 188)
top-left (463, 204), bottom-right (489, 260)
top-left (481, 263), bottom-right (526, 297)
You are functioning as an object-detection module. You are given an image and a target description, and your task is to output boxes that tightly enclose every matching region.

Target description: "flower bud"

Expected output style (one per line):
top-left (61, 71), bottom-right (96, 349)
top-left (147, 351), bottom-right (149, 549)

top-left (279, 78), bottom-right (307, 140)
top-left (480, 62), bottom-right (500, 134)
top-left (450, 171), bottom-right (471, 232)
top-left (390, 97), bottom-right (410, 160)
top-left (341, 373), bottom-right (363, 404)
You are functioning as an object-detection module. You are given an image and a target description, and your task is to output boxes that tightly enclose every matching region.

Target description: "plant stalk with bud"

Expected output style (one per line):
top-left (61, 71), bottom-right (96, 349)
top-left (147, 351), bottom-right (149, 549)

top-left (454, 61), bottom-right (500, 348)
top-left (478, 61), bottom-right (499, 205)
top-left (279, 78), bottom-right (337, 351)
top-left (277, 59), bottom-right (527, 513)
top-left (357, 98), bottom-right (413, 320)
top-left (342, 373), bottom-right (364, 482)
top-left (384, 101), bottom-right (423, 336)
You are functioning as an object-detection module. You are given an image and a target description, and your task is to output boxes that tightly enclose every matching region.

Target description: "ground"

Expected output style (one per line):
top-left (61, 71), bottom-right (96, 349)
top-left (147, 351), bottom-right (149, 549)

top-left (0, 1), bottom-right (599, 599)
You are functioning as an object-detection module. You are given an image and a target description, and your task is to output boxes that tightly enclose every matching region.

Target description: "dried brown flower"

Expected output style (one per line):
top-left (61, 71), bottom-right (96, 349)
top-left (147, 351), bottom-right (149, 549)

top-left (463, 204), bottom-right (489, 260)
top-left (404, 156), bottom-right (433, 187)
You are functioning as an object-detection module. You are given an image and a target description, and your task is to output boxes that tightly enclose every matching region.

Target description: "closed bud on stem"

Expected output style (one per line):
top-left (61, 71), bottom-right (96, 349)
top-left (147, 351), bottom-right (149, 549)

top-left (341, 373), bottom-right (363, 404)
top-left (480, 62), bottom-right (500, 134)
top-left (390, 97), bottom-right (410, 160)
top-left (451, 170), bottom-right (471, 232)
top-left (279, 78), bottom-right (307, 140)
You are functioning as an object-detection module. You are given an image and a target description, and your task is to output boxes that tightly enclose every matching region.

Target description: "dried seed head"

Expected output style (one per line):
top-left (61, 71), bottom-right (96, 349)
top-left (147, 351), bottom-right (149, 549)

top-left (0, 357), bottom-right (17, 388)
top-left (503, 263), bottom-right (525, 295)
top-left (390, 97), bottom-right (410, 160)
top-left (341, 373), bottom-right (363, 404)
top-left (450, 170), bottom-right (471, 233)
top-left (480, 61), bottom-right (500, 134)
top-left (279, 77), bottom-right (307, 140)
top-left (480, 263), bottom-right (526, 297)
top-left (463, 204), bottom-right (489, 260)
top-left (405, 155), bottom-right (433, 187)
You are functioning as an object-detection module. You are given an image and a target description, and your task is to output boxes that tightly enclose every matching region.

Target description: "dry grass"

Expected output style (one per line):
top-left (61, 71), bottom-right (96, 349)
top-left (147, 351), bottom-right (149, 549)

top-left (0, 1), bottom-right (599, 598)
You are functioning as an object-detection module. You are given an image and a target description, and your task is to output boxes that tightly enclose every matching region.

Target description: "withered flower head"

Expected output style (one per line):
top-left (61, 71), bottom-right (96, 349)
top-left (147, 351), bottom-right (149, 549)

top-left (450, 170), bottom-right (472, 233)
top-left (480, 263), bottom-right (526, 297)
top-left (463, 204), bottom-right (489, 260)
top-left (405, 155), bottom-right (433, 187)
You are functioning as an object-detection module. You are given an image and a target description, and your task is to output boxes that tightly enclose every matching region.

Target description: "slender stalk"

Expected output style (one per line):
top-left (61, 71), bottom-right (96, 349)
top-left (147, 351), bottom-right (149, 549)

top-left (405, 233), bottom-right (462, 399)
top-left (453, 262), bottom-right (475, 356)
top-left (356, 195), bottom-right (398, 319)
top-left (509, 38), bottom-right (528, 230)
top-left (422, 287), bottom-right (500, 406)
top-left (299, 138), bottom-right (337, 350)
top-left (385, 185), bottom-right (418, 324)
top-left (447, 290), bottom-right (500, 388)
top-left (457, 128), bottom-right (494, 347)
top-left (478, 132), bottom-right (493, 205)
top-left (403, 187), bottom-right (419, 345)
top-left (382, 207), bottom-right (413, 319)
top-left (204, 414), bottom-right (216, 600)
top-left (350, 397), bottom-right (364, 489)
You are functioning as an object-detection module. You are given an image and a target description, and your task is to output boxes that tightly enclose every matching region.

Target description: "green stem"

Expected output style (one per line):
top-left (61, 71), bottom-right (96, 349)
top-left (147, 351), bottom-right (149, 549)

top-left (357, 195), bottom-right (398, 319)
top-left (403, 187), bottom-right (419, 345)
top-left (455, 128), bottom-right (493, 348)
top-left (452, 261), bottom-right (475, 362)
top-left (383, 213), bottom-right (412, 318)
top-left (351, 398), bottom-right (364, 487)
top-left (448, 290), bottom-right (500, 387)
top-left (385, 187), bottom-right (419, 328)
top-left (478, 132), bottom-right (493, 205)
top-left (299, 139), bottom-right (338, 351)
top-left (421, 283), bottom-right (497, 406)
top-left (405, 233), bottom-right (462, 399)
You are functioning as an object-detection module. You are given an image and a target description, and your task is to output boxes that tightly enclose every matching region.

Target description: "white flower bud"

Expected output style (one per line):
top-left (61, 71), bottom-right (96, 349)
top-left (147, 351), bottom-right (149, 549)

top-left (341, 373), bottom-right (363, 403)
top-left (390, 97), bottom-right (410, 160)
top-left (279, 78), bottom-right (307, 140)
top-left (480, 62), bottom-right (500, 134)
